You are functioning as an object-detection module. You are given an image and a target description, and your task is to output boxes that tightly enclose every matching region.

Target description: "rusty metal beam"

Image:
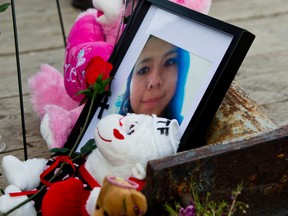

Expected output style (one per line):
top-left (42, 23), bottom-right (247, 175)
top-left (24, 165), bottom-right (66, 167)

top-left (145, 125), bottom-right (288, 215)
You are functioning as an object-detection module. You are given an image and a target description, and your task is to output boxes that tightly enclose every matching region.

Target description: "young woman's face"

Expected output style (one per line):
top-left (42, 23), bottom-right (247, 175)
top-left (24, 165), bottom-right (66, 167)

top-left (130, 36), bottom-right (179, 116)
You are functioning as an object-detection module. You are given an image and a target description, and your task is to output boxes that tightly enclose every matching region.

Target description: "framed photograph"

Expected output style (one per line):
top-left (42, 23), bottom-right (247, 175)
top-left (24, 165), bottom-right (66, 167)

top-left (65, 0), bottom-right (255, 152)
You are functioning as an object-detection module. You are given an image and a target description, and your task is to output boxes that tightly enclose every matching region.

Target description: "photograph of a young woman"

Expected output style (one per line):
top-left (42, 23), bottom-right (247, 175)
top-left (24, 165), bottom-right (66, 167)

top-left (117, 35), bottom-right (190, 124)
top-left (77, 35), bottom-right (212, 150)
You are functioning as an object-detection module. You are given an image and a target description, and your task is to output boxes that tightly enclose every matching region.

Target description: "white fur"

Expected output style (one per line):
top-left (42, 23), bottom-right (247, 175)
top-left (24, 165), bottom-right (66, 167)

top-left (131, 163), bottom-right (146, 180)
top-left (2, 155), bottom-right (47, 191)
top-left (40, 113), bottom-right (54, 149)
top-left (85, 187), bottom-right (101, 215)
top-left (0, 185), bottom-right (37, 216)
top-left (93, 0), bottom-right (123, 25)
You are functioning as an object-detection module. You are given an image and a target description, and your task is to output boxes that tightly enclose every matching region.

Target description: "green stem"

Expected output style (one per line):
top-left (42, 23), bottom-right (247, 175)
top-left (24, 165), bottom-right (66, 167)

top-left (227, 194), bottom-right (238, 216)
top-left (69, 91), bottom-right (97, 156)
top-left (227, 185), bottom-right (242, 216)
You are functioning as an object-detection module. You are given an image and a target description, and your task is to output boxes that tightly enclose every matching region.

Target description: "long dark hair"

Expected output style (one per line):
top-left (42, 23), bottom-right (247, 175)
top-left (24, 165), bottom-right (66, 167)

top-left (119, 45), bottom-right (190, 124)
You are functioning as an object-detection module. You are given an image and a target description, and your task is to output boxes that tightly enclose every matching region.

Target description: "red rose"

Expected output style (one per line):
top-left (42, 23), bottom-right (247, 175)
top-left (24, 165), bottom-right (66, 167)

top-left (85, 56), bottom-right (113, 85)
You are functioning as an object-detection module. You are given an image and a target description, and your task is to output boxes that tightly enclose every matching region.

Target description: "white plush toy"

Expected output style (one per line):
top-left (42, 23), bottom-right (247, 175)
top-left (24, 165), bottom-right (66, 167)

top-left (0, 114), bottom-right (180, 215)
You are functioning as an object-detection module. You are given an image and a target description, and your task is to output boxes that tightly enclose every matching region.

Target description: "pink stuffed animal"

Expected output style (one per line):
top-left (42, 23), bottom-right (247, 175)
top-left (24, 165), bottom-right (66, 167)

top-left (29, 0), bottom-right (130, 149)
top-left (29, 0), bottom-right (212, 150)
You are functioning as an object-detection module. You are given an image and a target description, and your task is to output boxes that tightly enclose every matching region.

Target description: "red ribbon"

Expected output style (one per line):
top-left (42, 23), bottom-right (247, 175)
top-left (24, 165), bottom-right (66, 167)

top-left (79, 164), bottom-right (101, 188)
top-left (129, 177), bottom-right (145, 191)
top-left (9, 190), bottom-right (38, 197)
top-left (40, 156), bottom-right (75, 187)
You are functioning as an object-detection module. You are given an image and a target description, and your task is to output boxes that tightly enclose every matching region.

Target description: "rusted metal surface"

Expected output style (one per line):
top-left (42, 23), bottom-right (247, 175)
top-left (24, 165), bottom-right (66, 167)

top-left (205, 80), bottom-right (278, 145)
top-left (144, 125), bottom-right (288, 215)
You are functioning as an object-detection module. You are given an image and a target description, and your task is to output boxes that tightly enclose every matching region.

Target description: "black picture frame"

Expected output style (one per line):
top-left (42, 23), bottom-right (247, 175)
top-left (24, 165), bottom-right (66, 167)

top-left (65, 0), bottom-right (255, 152)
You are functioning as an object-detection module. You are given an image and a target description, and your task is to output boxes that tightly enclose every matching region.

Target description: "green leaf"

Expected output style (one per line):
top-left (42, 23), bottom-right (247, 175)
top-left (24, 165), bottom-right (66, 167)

top-left (96, 74), bottom-right (103, 83)
top-left (80, 139), bottom-right (97, 155)
top-left (163, 202), bottom-right (179, 216)
top-left (0, 3), bottom-right (10, 13)
top-left (76, 88), bottom-right (92, 96)
top-left (102, 78), bottom-right (112, 86)
top-left (49, 147), bottom-right (71, 154)
top-left (94, 83), bottom-right (102, 93)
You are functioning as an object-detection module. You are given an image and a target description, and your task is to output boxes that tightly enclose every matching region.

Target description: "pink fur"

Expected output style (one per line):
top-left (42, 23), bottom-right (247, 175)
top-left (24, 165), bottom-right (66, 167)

top-left (101, 18), bottom-right (124, 45)
top-left (41, 105), bottom-right (83, 149)
top-left (67, 9), bottom-right (105, 48)
top-left (28, 64), bottom-right (79, 119)
top-left (64, 10), bottom-right (113, 102)
top-left (169, 0), bottom-right (211, 14)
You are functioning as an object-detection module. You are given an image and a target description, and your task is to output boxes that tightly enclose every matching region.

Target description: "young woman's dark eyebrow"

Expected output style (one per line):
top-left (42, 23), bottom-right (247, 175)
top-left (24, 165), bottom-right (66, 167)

top-left (138, 58), bottom-right (151, 65)
top-left (164, 48), bottom-right (178, 58)
top-left (136, 48), bottom-right (178, 66)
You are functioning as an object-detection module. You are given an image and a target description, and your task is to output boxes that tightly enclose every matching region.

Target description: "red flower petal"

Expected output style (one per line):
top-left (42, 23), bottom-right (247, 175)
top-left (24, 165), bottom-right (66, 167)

top-left (85, 56), bottom-right (113, 85)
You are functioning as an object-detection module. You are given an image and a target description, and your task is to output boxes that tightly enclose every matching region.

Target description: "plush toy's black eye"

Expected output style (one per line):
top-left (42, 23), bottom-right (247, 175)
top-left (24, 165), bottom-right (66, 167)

top-left (104, 210), bottom-right (109, 216)
top-left (128, 124), bottom-right (135, 135)
top-left (96, 205), bottom-right (100, 210)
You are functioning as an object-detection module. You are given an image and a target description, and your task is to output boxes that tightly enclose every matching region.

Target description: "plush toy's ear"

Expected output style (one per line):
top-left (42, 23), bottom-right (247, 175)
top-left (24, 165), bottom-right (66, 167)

top-left (131, 190), bottom-right (148, 216)
top-left (153, 116), bottom-right (180, 157)
top-left (102, 175), bottom-right (109, 184)
top-left (168, 119), bottom-right (181, 151)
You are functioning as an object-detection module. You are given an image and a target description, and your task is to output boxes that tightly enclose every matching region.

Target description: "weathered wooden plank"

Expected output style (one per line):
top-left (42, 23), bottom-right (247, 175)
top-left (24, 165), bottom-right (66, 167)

top-left (0, 95), bottom-right (46, 152)
top-left (0, 0), bottom-right (79, 55)
top-left (236, 70), bottom-right (288, 107)
top-left (236, 50), bottom-right (288, 79)
top-left (209, 0), bottom-right (288, 23)
top-left (0, 94), bottom-right (49, 190)
top-left (1, 0), bottom-right (287, 56)
top-left (0, 49), bottom-right (65, 98)
top-left (145, 125), bottom-right (288, 215)
top-left (235, 51), bottom-right (288, 126)
top-left (227, 13), bottom-right (288, 57)
top-left (0, 94), bottom-right (46, 153)
top-left (262, 101), bottom-right (288, 127)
